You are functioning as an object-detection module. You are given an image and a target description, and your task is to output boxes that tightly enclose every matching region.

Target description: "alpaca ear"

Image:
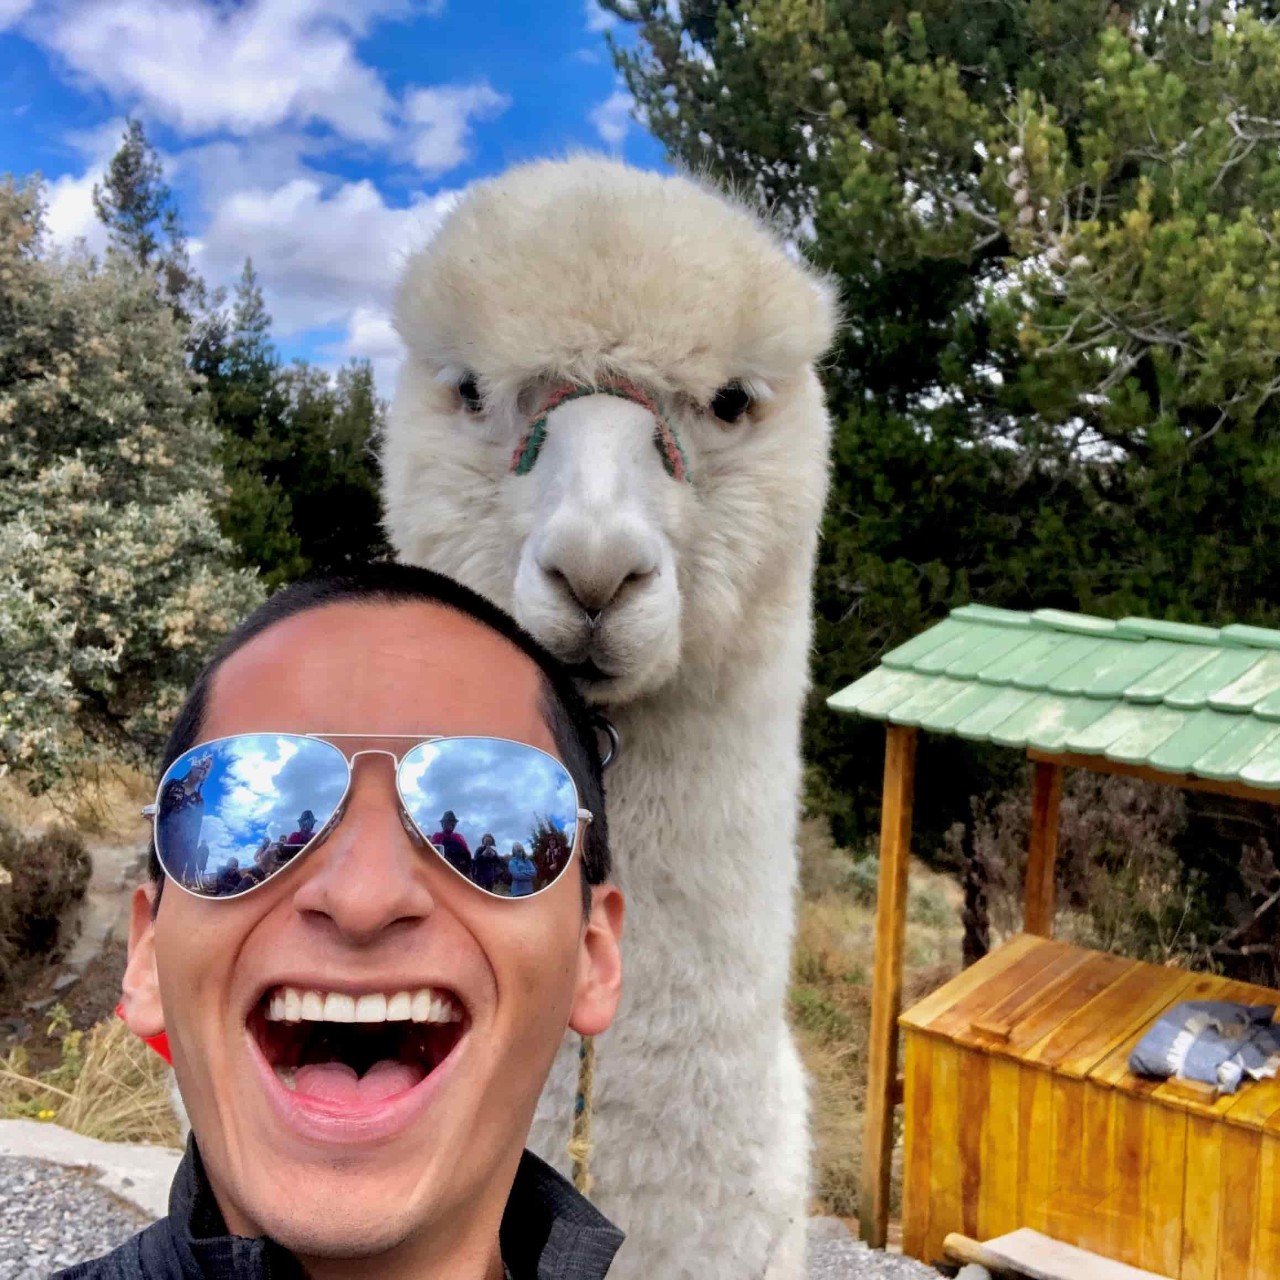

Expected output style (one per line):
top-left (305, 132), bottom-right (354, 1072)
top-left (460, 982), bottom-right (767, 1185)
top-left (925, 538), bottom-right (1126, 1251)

top-left (568, 884), bottom-right (624, 1038)
top-left (120, 883), bottom-right (165, 1039)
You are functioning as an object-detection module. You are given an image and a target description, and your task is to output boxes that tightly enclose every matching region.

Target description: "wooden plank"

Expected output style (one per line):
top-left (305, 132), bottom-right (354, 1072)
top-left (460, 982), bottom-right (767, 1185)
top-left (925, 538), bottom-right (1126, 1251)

top-left (1218, 1125), bottom-right (1262, 1278)
top-left (965, 948), bottom-right (1133, 1058)
top-left (899, 932), bottom-right (1046, 1031)
top-left (1138, 1102), bottom-right (1186, 1276)
top-left (1180, 1114), bottom-right (1224, 1280)
top-left (1023, 962), bottom-right (1199, 1080)
top-left (1249, 1133), bottom-right (1280, 1280)
top-left (1025, 760), bottom-right (1064, 936)
top-left (860, 723), bottom-right (917, 1249)
top-left (944, 1228), bottom-right (1174, 1279)
top-left (1019, 1065), bottom-right (1055, 1236)
top-left (977, 1056), bottom-right (1024, 1243)
top-left (958, 1048), bottom-right (988, 1240)
top-left (1026, 748), bottom-right (1280, 806)
top-left (923, 941), bottom-right (1081, 1043)
top-left (927, 1039), bottom-right (964, 1265)
top-left (901, 1033), bottom-right (933, 1261)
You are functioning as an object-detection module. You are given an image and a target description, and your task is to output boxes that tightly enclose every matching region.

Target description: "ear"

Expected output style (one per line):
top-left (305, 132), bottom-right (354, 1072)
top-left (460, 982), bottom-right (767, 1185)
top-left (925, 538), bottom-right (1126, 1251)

top-left (568, 884), bottom-right (624, 1037)
top-left (120, 883), bottom-right (165, 1039)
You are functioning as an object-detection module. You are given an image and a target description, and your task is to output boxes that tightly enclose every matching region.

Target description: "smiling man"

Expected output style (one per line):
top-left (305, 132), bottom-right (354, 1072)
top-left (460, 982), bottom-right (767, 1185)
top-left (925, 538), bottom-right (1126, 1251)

top-left (59, 565), bottom-right (625, 1280)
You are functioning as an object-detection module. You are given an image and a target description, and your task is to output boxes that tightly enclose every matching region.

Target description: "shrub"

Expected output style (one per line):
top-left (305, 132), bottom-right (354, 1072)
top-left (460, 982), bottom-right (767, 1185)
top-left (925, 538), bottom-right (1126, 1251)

top-left (945, 770), bottom-right (1202, 966)
top-left (0, 819), bottom-right (90, 993)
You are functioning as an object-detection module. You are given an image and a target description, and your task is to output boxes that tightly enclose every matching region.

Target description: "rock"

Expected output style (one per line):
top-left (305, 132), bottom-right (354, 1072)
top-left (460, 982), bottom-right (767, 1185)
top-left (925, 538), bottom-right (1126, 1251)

top-left (957, 1266), bottom-right (992, 1279)
top-left (52, 971), bottom-right (79, 993)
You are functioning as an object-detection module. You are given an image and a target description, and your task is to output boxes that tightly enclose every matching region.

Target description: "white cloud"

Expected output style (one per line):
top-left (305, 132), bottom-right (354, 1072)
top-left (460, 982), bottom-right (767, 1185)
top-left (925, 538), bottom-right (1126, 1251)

top-left (195, 175), bottom-right (459, 337)
top-left (584, 0), bottom-right (617, 33)
top-left (589, 89), bottom-right (633, 147)
top-left (31, 0), bottom-right (405, 142)
top-left (0, 0), bottom-right (34, 31)
top-left (41, 117), bottom-right (130, 255)
top-left (325, 304), bottom-right (406, 396)
top-left (44, 169), bottom-right (108, 254)
top-left (402, 82), bottom-right (510, 177)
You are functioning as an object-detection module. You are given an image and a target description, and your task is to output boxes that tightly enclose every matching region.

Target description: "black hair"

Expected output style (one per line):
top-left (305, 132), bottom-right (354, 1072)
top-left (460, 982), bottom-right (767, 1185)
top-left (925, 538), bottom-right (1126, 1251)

top-left (148, 563), bottom-right (610, 910)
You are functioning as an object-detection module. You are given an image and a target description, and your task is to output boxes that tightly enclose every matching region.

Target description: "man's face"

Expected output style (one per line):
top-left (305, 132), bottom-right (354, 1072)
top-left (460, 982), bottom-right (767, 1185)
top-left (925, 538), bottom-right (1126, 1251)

top-left (123, 602), bottom-right (623, 1270)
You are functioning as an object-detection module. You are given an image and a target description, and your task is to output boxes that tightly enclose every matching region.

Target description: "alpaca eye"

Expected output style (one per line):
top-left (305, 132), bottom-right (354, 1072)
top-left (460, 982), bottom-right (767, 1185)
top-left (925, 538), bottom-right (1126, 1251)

top-left (457, 373), bottom-right (483, 414)
top-left (710, 381), bottom-right (752, 424)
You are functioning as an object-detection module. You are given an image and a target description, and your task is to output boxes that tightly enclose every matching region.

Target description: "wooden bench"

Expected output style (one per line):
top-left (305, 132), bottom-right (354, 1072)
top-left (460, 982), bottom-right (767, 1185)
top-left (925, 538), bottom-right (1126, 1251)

top-left (900, 934), bottom-right (1280, 1278)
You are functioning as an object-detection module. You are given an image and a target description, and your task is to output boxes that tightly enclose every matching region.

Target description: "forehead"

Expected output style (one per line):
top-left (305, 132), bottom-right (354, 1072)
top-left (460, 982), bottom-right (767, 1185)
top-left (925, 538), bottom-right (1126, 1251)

top-left (202, 600), bottom-right (554, 754)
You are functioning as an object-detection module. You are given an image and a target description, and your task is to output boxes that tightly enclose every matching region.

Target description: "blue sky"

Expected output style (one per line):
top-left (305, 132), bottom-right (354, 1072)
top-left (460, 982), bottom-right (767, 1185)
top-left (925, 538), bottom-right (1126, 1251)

top-left (0, 0), bottom-right (666, 389)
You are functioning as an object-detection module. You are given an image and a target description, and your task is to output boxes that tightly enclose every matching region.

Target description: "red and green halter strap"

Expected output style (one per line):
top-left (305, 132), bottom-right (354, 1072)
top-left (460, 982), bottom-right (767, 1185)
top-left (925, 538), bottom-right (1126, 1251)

top-left (509, 379), bottom-right (690, 483)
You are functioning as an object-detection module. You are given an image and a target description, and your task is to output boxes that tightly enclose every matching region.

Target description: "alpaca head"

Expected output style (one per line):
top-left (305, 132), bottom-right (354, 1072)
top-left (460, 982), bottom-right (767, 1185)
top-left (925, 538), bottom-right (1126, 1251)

top-left (385, 157), bottom-right (837, 705)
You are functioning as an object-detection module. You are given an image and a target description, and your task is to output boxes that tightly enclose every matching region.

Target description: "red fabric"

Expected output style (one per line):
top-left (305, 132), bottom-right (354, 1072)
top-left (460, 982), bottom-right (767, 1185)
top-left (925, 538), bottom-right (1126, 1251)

top-left (115, 1001), bottom-right (173, 1064)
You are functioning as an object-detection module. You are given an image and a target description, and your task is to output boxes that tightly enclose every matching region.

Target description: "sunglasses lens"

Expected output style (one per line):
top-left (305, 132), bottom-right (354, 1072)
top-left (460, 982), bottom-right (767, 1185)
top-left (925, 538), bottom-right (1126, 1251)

top-left (399, 738), bottom-right (580, 897)
top-left (154, 734), bottom-right (346, 899)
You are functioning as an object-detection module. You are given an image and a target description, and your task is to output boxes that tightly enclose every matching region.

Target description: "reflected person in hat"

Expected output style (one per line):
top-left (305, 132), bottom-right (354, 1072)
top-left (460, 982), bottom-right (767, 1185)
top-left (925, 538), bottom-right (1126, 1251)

top-left (430, 809), bottom-right (472, 875)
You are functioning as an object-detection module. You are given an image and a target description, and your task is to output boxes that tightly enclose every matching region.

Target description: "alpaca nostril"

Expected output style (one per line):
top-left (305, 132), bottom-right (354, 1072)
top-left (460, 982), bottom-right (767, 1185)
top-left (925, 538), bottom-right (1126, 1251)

top-left (539, 558), bottom-right (657, 620)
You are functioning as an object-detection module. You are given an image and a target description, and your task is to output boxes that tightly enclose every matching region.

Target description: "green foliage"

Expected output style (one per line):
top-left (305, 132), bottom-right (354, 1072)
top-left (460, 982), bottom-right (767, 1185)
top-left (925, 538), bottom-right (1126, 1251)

top-left (92, 118), bottom-right (201, 322)
top-left (192, 261), bottom-right (390, 587)
top-left (607, 0), bottom-right (1280, 847)
top-left (0, 177), bottom-right (264, 789)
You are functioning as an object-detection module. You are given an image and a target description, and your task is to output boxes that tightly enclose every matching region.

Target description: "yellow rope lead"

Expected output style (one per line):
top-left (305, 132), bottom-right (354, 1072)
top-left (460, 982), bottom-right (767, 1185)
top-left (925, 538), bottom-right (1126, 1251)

top-left (568, 1034), bottom-right (595, 1194)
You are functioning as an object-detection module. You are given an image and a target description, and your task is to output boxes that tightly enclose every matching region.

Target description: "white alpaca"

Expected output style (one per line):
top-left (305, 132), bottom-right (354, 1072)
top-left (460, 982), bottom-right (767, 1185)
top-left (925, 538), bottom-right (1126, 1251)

top-left (384, 157), bottom-right (837, 1280)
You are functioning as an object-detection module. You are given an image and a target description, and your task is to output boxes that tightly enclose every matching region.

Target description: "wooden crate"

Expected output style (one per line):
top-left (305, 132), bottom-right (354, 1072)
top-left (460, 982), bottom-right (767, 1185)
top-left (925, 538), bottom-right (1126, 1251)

top-left (900, 934), bottom-right (1280, 1278)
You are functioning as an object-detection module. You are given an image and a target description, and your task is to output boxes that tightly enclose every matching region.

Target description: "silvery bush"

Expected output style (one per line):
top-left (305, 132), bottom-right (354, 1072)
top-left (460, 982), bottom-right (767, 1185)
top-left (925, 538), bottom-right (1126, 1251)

top-left (0, 177), bottom-right (263, 791)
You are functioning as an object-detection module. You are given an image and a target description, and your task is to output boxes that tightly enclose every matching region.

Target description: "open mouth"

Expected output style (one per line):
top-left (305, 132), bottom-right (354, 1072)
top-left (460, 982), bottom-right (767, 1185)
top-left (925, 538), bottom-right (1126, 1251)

top-left (249, 987), bottom-right (467, 1108)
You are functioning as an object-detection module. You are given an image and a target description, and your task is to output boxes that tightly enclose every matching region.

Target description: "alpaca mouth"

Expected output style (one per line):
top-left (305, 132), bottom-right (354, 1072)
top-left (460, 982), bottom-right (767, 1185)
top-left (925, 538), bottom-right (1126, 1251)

top-left (565, 658), bottom-right (617, 684)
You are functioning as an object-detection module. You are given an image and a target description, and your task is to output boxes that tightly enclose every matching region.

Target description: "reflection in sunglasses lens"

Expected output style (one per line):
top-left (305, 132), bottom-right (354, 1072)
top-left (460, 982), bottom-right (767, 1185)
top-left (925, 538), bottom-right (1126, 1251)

top-left (155, 735), bottom-right (346, 899)
top-left (399, 739), bottom-right (578, 898)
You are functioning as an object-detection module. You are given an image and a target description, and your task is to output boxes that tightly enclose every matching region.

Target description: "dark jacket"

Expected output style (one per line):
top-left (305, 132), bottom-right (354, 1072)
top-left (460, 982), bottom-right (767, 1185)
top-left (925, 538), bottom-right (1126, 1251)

top-left (55, 1138), bottom-right (623, 1280)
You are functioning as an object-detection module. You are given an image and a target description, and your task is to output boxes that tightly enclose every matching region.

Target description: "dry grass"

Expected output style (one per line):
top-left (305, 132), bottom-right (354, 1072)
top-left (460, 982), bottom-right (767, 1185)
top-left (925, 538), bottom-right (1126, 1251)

top-left (0, 1005), bottom-right (181, 1147)
top-left (792, 818), bottom-right (963, 1219)
top-left (0, 764), bottom-right (152, 841)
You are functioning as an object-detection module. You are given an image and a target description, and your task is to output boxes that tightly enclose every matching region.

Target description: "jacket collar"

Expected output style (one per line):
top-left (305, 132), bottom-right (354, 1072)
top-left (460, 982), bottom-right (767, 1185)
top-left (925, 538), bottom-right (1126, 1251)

top-left (166, 1138), bottom-right (623, 1280)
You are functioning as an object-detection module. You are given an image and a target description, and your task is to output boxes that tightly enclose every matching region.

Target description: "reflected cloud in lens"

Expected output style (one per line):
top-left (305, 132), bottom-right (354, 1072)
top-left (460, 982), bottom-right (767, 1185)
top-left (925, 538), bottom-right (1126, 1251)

top-left (400, 738), bottom-right (576, 858)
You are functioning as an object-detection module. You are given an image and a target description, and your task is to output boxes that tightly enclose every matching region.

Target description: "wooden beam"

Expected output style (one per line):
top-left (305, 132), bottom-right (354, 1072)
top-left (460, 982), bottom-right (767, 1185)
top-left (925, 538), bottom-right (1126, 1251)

top-left (1024, 760), bottom-right (1064, 937)
top-left (1027, 749), bottom-right (1280, 809)
top-left (860, 723), bottom-right (918, 1249)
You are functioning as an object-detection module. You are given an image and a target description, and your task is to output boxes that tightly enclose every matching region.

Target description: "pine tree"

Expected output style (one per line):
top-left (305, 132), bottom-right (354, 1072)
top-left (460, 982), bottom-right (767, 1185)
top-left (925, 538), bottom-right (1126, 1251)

top-left (607, 1), bottom-right (1280, 848)
top-left (92, 119), bottom-right (199, 320)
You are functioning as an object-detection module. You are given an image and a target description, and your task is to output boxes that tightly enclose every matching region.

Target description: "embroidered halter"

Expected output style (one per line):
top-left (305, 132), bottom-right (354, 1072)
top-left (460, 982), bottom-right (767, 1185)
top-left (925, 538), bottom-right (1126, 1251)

top-left (509, 379), bottom-right (690, 483)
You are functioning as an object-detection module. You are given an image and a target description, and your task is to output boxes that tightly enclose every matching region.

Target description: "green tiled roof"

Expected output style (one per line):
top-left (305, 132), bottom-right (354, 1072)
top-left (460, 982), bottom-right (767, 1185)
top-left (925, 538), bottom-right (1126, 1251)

top-left (827, 605), bottom-right (1280, 791)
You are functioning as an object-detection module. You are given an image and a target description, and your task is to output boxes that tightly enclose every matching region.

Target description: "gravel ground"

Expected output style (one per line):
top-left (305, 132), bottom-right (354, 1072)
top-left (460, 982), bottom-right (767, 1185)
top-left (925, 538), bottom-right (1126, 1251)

top-left (0, 1156), bottom-right (942, 1279)
top-left (807, 1221), bottom-right (941, 1279)
top-left (0, 1157), bottom-right (150, 1279)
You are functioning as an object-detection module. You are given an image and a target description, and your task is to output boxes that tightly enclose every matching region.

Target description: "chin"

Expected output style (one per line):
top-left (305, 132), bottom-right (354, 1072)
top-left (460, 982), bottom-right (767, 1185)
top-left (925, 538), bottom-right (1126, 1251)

top-left (260, 1206), bottom-right (413, 1262)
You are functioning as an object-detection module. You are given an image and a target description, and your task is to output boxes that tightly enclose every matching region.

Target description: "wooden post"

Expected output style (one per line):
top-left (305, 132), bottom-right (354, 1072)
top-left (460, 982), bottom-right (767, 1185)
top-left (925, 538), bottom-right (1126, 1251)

top-left (1024, 759), bottom-right (1063, 937)
top-left (860, 723), bottom-right (918, 1248)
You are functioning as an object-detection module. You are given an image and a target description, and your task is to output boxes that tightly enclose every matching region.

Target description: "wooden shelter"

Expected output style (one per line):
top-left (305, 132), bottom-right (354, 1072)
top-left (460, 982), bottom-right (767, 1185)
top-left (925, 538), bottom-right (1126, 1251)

top-left (828, 605), bottom-right (1280, 1274)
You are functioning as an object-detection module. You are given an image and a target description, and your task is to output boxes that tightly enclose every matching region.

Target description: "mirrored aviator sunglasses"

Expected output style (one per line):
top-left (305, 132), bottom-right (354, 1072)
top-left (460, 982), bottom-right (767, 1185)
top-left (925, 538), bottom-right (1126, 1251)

top-left (144, 733), bottom-right (591, 902)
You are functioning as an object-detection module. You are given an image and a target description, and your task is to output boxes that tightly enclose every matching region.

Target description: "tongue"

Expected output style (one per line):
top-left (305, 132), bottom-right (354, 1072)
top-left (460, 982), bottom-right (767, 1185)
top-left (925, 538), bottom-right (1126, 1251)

top-left (293, 1059), bottom-right (426, 1104)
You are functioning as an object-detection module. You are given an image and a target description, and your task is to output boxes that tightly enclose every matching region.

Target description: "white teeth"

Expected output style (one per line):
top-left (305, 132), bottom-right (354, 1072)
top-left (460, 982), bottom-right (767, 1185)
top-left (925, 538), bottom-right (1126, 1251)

top-left (354, 993), bottom-right (386, 1023)
top-left (323, 992), bottom-right (355, 1022)
top-left (274, 1065), bottom-right (297, 1091)
top-left (264, 985), bottom-right (459, 1025)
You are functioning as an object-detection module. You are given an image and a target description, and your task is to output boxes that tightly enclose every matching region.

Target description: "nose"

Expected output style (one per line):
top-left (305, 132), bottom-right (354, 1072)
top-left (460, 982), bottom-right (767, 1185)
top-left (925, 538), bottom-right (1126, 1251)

top-left (537, 522), bottom-right (659, 619)
top-left (290, 757), bottom-right (436, 945)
